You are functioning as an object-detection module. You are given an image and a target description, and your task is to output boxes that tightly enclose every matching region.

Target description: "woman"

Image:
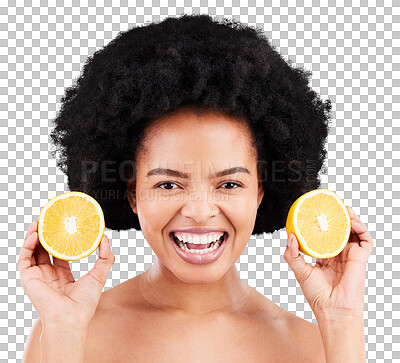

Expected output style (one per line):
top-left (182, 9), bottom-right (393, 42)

top-left (19, 14), bottom-right (373, 362)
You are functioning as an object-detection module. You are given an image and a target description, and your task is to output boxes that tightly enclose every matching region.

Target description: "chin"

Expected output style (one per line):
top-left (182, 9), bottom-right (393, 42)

top-left (170, 263), bottom-right (229, 285)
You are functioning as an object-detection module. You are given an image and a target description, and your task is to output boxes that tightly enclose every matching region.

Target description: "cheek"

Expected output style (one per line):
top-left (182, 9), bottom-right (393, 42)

top-left (223, 192), bottom-right (259, 235)
top-left (136, 197), bottom-right (172, 244)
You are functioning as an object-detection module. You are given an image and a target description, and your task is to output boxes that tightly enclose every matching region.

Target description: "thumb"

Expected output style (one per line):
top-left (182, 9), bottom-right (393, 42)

top-left (88, 235), bottom-right (115, 288)
top-left (284, 233), bottom-right (313, 286)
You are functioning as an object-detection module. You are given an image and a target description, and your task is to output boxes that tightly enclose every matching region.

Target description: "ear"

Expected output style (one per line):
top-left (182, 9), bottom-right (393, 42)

top-left (257, 178), bottom-right (265, 209)
top-left (126, 178), bottom-right (137, 215)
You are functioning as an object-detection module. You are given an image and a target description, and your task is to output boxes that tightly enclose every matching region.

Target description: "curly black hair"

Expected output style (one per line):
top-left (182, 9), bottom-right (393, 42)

top-left (50, 14), bottom-right (331, 236)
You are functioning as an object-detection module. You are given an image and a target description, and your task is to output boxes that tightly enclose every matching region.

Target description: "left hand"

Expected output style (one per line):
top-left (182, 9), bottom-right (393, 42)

top-left (284, 206), bottom-right (374, 320)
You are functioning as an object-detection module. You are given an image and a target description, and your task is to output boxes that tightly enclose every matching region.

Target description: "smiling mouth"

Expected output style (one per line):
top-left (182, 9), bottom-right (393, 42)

top-left (170, 232), bottom-right (227, 255)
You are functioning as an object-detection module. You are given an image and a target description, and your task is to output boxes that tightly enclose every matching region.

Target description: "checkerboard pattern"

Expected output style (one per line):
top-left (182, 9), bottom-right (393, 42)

top-left (1, 1), bottom-right (399, 361)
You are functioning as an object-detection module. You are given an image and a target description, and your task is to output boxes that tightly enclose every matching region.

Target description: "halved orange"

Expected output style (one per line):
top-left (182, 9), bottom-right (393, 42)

top-left (38, 191), bottom-right (105, 261)
top-left (286, 189), bottom-right (351, 259)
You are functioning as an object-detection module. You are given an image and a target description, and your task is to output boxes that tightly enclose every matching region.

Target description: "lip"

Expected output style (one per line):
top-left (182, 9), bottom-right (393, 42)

top-left (169, 231), bottom-right (228, 265)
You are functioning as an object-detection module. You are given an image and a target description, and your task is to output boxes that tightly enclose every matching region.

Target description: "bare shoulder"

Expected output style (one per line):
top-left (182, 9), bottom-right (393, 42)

top-left (84, 277), bottom-right (143, 362)
top-left (247, 288), bottom-right (326, 363)
top-left (283, 312), bottom-right (326, 363)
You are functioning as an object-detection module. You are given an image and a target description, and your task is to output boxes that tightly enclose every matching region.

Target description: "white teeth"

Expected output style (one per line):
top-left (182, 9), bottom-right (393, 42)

top-left (173, 232), bottom-right (225, 245)
top-left (193, 235), bottom-right (201, 244)
top-left (177, 239), bottom-right (223, 254)
top-left (200, 234), bottom-right (208, 244)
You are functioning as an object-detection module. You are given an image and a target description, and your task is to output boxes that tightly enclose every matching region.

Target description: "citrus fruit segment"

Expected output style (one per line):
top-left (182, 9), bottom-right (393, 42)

top-left (38, 191), bottom-right (105, 261)
top-left (286, 189), bottom-right (351, 259)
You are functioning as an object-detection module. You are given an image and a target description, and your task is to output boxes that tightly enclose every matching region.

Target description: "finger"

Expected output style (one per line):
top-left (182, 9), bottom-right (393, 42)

top-left (350, 219), bottom-right (374, 254)
top-left (346, 206), bottom-right (374, 252)
top-left (18, 232), bottom-right (39, 273)
top-left (34, 239), bottom-right (51, 265)
top-left (347, 229), bottom-right (361, 243)
top-left (284, 233), bottom-right (313, 287)
top-left (24, 220), bottom-right (38, 240)
top-left (86, 235), bottom-right (115, 288)
top-left (52, 256), bottom-right (71, 270)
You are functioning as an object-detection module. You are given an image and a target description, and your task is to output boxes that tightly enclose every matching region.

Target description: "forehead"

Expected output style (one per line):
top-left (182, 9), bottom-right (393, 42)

top-left (138, 108), bottom-right (257, 167)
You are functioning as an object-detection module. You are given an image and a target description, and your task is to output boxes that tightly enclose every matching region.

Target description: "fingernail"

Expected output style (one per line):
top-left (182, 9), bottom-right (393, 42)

top-left (287, 234), bottom-right (292, 247)
top-left (105, 236), bottom-right (110, 247)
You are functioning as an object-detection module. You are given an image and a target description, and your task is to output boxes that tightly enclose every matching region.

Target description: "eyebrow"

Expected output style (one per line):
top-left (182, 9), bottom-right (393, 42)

top-left (146, 166), bottom-right (251, 179)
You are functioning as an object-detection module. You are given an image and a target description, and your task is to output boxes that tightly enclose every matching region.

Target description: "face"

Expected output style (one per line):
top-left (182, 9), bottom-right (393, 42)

top-left (127, 107), bottom-right (264, 284)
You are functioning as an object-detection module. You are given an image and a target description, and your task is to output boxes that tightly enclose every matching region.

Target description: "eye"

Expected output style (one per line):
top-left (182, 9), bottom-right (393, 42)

top-left (219, 181), bottom-right (242, 190)
top-left (155, 181), bottom-right (180, 190)
top-left (155, 181), bottom-right (243, 190)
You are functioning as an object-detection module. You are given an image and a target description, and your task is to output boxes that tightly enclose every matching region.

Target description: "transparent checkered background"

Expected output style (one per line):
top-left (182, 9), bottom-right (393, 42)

top-left (1, 0), bottom-right (399, 362)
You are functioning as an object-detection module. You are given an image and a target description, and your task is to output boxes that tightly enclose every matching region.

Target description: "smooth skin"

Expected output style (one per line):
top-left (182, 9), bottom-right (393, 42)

top-left (19, 107), bottom-right (373, 362)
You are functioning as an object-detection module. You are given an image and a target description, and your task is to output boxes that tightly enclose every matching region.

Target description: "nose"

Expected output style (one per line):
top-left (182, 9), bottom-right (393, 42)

top-left (180, 189), bottom-right (219, 222)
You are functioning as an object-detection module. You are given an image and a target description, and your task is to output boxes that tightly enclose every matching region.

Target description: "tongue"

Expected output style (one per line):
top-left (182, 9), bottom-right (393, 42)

top-left (186, 242), bottom-right (212, 250)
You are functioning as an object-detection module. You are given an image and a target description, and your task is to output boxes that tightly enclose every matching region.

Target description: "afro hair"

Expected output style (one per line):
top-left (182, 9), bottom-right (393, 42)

top-left (50, 14), bottom-right (331, 236)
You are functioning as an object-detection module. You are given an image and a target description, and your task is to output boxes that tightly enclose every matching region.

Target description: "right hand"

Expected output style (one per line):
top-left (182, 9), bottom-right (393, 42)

top-left (18, 220), bottom-right (115, 329)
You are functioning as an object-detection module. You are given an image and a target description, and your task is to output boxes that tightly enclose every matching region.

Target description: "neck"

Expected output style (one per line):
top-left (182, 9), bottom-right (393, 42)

top-left (138, 257), bottom-right (251, 316)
